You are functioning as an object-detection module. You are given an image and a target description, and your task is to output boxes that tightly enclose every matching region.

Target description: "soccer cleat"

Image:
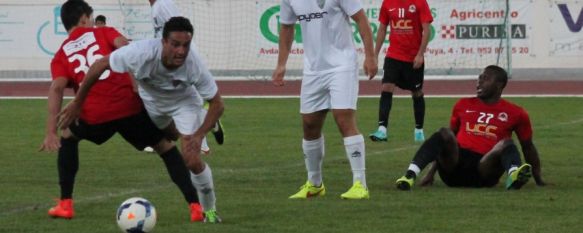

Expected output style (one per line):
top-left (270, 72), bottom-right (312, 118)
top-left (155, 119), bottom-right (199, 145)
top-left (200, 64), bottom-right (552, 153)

top-left (369, 130), bottom-right (387, 142)
top-left (396, 176), bottom-right (415, 190)
top-left (48, 199), bottom-right (74, 219)
top-left (289, 181), bottom-right (326, 199)
top-left (189, 203), bottom-right (204, 222)
top-left (340, 181), bottom-right (369, 200)
top-left (211, 120), bottom-right (224, 145)
top-left (203, 209), bottom-right (222, 223)
top-left (414, 129), bottom-right (425, 142)
top-left (506, 164), bottom-right (532, 190)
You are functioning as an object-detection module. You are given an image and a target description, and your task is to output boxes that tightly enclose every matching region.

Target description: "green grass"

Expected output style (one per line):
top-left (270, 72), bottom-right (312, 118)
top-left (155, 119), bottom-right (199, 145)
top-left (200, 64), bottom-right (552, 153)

top-left (0, 97), bottom-right (582, 233)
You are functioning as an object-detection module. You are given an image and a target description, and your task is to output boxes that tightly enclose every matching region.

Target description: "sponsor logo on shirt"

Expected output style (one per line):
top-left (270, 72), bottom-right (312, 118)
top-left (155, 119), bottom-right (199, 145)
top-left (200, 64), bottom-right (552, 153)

top-left (465, 122), bottom-right (497, 139)
top-left (297, 11), bottom-right (328, 22)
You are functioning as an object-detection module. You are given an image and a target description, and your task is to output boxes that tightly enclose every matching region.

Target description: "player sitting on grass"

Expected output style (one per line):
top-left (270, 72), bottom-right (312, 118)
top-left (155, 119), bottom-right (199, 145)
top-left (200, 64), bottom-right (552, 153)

top-left (395, 65), bottom-right (546, 190)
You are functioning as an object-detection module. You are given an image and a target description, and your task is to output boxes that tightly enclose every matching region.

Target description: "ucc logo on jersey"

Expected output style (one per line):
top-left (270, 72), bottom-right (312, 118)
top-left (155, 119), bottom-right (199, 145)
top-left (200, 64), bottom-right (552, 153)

top-left (391, 19), bottom-right (413, 30)
top-left (465, 122), bottom-right (498, 139)
top-left (297, 11), bottom-right (328, 22)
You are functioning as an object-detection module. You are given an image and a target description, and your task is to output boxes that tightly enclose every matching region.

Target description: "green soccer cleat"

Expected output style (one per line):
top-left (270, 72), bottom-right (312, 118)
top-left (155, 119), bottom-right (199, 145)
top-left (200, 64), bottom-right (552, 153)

top-left (414, 129), bottom-right (425, 142)
top-left (340, 181), bottom-right (369, 200)
top-left (506, 164), bottom-right (532, 190)
top-left (203, 209), bottom-right (222, 223)
top-left (396, 176), bottom-right (415, 190)
top-left (289, 181), bottom-right (326, 199)
top-left (369, 130), bottom-right (387, 142)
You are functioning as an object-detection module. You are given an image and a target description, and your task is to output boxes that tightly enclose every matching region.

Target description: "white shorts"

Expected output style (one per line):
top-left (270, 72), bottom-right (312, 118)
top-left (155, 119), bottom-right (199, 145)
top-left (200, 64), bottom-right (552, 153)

top-left (300, 70), bottom-right (359, 114)
top-left (143, 99), bottom-right (205, 135)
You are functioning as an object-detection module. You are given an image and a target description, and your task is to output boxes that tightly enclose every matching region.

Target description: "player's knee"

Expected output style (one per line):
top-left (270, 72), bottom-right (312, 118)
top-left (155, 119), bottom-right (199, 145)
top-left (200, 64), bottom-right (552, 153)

top-left (437, 127), bottom-right (455, 142)
top-left (412, 90), bottom-right (424, 98)
top-left (497, 139), bottom-right (517, 153)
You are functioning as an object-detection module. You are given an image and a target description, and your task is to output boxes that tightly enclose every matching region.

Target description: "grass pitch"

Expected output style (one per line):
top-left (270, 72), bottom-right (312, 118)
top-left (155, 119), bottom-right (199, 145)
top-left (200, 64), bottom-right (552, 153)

top-left (0, 97), bottom-right (581, 232)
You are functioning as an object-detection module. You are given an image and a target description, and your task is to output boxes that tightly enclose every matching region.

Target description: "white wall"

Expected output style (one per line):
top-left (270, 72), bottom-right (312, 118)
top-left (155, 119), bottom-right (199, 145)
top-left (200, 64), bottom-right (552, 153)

top-left (0, 0), bottom-right (581, 78)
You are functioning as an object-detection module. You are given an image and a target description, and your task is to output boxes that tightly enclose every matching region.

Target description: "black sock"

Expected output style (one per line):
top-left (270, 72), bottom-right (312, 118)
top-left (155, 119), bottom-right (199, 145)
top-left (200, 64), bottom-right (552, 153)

top-left (160, 147), bottom-right (199, 204)
top-left (378, 91), bottom-right (393, 127)
top-left (58, 137), bottom-right (79, 199)
top-left (500, 144), bottom-right (522, 172)
top-left (413, 95), bottom-right (425, 129)
top-left (410, 132), bottom-right (444, 171)
top-left (405, 170), bottom-right (417, 179)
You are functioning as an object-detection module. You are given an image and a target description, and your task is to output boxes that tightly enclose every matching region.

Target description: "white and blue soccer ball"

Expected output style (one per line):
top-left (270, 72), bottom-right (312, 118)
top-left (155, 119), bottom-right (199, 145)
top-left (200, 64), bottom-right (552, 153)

top-left (116, 197), bottom-right (157, 233)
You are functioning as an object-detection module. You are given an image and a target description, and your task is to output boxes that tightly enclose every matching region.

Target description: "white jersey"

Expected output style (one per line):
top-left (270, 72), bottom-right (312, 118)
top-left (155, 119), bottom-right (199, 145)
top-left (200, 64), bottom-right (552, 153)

top-left (280, 0), bottom-right (362, 75)
top-left (151, 0), bottom-right (181, 38)
top-left (109, 39), bottom-right (218, 113)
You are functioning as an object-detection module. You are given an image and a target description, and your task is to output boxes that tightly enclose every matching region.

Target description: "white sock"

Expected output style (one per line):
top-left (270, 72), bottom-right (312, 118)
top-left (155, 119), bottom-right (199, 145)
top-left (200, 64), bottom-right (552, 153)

top-left (344, 134), bottom-right (366, 188)
top-left (508, 166), bottom-right (518, 174)
top-left (302, 136), bottom-right (325, 187)
top-left (378, 126), bottom-right (387, 133)
top-left (201, 137), bottom-right (210, 152)
top-left (408, 164), bottom-right (421, 176)
top-left (190, 164), bottom-right (216, 211)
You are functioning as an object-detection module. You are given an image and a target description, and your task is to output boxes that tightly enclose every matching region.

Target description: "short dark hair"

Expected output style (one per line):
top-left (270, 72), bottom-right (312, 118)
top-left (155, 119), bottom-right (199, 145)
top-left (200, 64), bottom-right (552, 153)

top-left (485, 65), bottom-right (508, 89)
top-left (61, 0), bottom-right (94, 31)
top-left (95, 15), bottom-right (106, 23)
top-left (162, 16), bottom-right (194, 39)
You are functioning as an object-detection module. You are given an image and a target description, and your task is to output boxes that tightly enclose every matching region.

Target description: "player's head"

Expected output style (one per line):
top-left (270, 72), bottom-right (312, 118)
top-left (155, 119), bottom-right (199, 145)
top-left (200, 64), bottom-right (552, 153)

top-left (161, 17), bottom-right (194, 69)
top-left (61, 0), bottom-right (94, 32)
top-left (95, 15), bottom-right (106, 27)
top-left (477, 65), bottom-right (508, 100)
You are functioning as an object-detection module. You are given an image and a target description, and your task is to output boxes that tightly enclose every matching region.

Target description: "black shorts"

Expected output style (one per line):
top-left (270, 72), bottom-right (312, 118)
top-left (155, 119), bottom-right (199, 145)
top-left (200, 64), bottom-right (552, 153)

top-left (69, 110), bottom-right (164, 151)
top-left (382, 57), bottom-right (424, 91)
top-left (437, 147), bottom-right (500, 188)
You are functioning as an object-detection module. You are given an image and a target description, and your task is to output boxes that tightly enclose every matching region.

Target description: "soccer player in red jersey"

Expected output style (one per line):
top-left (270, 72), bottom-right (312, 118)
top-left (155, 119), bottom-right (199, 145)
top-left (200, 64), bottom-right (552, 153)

top-left (39, 0), bottom-right (203, 221)
top-left (369, 0), bottom-right (433, 142)
top-left (394, 65), bottom-right (545, 190)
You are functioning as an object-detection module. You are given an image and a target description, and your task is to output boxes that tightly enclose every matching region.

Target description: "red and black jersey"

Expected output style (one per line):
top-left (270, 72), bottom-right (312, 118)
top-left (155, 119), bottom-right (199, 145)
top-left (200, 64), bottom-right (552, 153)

top-left (450, 97), bottom-right (533, 155)
top-left (379, 0), bottom-right (433, 62)
top-left (51, 27), bottom-right (142, 124)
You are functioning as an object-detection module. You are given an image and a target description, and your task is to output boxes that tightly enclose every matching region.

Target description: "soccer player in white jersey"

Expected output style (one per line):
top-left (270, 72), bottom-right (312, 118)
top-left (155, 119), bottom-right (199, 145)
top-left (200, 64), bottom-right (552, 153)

top-left (149, 0), bottom-right (181, 38)
top-left (272, 0), bottom-right (378, 199)
top-left (60, 17), bottom-right (224, 223)
top-left (148, 0), bottom-right (225, 151)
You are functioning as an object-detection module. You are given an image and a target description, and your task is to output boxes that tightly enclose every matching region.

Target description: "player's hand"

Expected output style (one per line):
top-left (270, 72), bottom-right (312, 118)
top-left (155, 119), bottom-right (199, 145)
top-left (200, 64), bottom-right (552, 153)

top-left (363, 56), bottom-right (378, 80)
top-left (419, 174), bottom-right (434, 186)
top-left (534, 173), bottom-right (546, 186)
top-left (272, 66), bottom-right (286, 86)
top-left (182, 134), bottom-right (203, 157)
top-left (58, 100), bottom-right (82, 130)
top-left (39, 133), bottom-right (60, 152)
top-left (413, 54), bottom-right (424, 69)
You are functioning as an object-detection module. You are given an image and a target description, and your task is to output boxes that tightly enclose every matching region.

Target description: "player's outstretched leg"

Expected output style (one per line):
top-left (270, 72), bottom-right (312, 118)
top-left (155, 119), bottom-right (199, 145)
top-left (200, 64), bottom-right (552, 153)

top-left (505, 164), bottom-right (532, 190)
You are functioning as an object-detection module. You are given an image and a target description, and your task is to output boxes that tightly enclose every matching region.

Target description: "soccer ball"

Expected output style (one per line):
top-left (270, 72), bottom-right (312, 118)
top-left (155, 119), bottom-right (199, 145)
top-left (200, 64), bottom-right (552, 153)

top-left (116, 197), bottom-right (157, 233)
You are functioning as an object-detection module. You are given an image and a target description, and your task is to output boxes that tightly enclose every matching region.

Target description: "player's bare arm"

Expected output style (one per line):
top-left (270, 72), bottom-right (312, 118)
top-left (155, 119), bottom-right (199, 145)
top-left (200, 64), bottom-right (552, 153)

top-left (520, 139), bottom-right (545, 186)
top-left (374, 23), bottom-right (388, 60)
top-left (351, 10), bottom-right (378, 79)
top-left (113, 35), bottom-right (130, 49)
top-left (58, 56), bottom-right (111, 129)
top-left (39, 77), bottom-right (69, 152)
top-left (272, 24), bottom-right (294, 87)
top-left (413, 23), bottom-right (431, 69)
